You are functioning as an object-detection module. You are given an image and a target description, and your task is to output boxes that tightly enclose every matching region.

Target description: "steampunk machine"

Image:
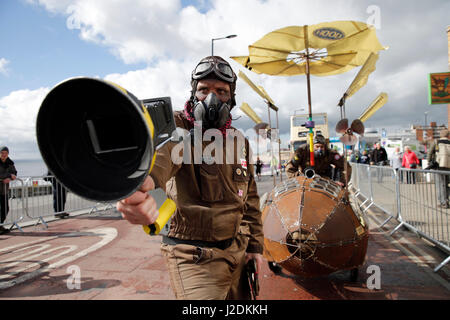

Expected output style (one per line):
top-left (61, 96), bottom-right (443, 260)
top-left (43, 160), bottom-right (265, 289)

top-left (261, 175), bottom-right (368, 279)
top-left (232, 21), bottom-right (387, 279)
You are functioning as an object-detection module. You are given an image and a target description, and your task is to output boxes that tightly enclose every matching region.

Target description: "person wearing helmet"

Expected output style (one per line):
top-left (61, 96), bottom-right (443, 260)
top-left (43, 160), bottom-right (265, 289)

top-left (285, 134), bottom-right (351, 186)
top-left (117, 56), bottom-right (264, 300)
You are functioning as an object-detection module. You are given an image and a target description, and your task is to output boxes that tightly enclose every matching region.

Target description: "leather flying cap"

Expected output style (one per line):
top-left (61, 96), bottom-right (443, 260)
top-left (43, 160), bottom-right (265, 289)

top-left (192, 56), bottom-right (236, 83)
top-left (313, 134), bottom-right (326, 145)
top-left (191, 56), bottom-right (237, 107)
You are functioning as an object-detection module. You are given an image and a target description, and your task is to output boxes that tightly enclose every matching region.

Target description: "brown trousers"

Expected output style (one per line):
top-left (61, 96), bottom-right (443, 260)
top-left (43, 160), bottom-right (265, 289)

top-left (160, 234), bottom-right (251, 300)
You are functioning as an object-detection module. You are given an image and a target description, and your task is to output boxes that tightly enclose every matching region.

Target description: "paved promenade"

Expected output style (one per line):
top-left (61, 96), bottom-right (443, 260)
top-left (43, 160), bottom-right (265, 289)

top-left (0, 173), bottom-right (449, 300)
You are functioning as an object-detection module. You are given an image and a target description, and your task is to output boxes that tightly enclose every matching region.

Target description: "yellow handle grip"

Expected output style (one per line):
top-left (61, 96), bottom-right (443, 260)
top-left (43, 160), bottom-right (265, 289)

top-left (309, 132), bottom-right (315, 167)
top-left (142, 198), bottom-right (176, 235)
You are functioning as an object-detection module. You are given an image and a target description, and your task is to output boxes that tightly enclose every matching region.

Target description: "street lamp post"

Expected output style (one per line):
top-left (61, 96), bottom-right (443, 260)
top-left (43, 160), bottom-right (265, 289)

top-left (424, 111), bottom-right (429, 141)
top-left (211, 34), bottom-right (237, 56)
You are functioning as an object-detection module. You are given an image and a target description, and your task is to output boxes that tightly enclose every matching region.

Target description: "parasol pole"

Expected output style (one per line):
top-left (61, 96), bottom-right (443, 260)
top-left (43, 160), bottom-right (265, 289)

top-left (303, 25), bottom-right (315, 168)
top-left (276, 109), bottom-right (283, 182)
top-left (267, 104), bottom-right (276, 187)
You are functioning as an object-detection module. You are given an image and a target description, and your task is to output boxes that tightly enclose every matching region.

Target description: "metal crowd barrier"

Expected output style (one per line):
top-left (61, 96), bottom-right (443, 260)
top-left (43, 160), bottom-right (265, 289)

top-left (350, 162), bottom-right (450, 272)
top-left (1, 178), bottom-right (26, 232)
top-left (0, 175), bottom-right (113, 231)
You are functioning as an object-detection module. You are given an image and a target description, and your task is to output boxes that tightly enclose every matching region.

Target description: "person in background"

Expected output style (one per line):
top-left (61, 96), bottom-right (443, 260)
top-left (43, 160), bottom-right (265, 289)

top-left (359, 150), bottom-right (370, 164)
top-left (427, 129), bottom-right (450, 208)
top-left (349, 149), bottom-right (360, 163)
top-left (285, 134), bottom-right (351, 186)
top-left (370, 142), bottom-right (388, 166)
top-left (390, 146), bottom-right (403, 182)
top-left (0, 146), bottom-right (17, 234)
top-left (371, 142), bottom-right (388, 183)
top-left (402, 146), bottom-right (419, 184)
top-left (347, 150), bottom-right (353, 162)
top-left (270, 156), bottom-right (279, 177)
top-left (46, 170), bottom-right (69, 219)
top-left (255, 157), bottom-right (263, 181)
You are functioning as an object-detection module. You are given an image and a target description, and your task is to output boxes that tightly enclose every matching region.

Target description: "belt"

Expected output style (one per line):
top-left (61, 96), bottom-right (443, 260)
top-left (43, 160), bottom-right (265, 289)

top-left (162, 236), bottom-right (234, 250)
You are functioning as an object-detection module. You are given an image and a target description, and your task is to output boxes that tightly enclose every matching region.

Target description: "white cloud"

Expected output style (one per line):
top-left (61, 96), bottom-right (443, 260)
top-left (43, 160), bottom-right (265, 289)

top-left (28, 0), bottom-right (371, 64)
top-left (0, 88), bottom-right (49, 143)
top-left (103, 59), bottom-right (193, 109)
top-left (0, 87), bottom-right (49, 159)
top-left (63, 0), bottom-right (185, 64)
top-left (0, 58), bottom-right (10, 76)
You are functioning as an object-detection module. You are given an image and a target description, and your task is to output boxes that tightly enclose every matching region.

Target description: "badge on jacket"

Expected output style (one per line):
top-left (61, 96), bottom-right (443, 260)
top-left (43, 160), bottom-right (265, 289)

top-left (241, 159), bottom-right (247, 169)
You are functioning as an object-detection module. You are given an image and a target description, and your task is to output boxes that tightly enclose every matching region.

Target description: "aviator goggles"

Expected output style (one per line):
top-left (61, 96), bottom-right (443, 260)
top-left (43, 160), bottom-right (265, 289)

top-left (192, 60), bottom-right (236, 83)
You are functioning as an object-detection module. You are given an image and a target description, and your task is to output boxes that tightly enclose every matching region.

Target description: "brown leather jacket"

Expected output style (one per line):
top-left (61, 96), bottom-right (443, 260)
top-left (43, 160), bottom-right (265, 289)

top-left (285, 144), bottom-right (351, 185)
top-left (150, 111), bottom-right (264, 254)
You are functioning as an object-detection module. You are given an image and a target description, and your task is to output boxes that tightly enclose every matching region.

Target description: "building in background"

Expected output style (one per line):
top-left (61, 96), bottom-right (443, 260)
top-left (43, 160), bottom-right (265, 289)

top-left (447, 26), bottom-right (449, 126)
top-left (415, 122), bottom-right (447, 143)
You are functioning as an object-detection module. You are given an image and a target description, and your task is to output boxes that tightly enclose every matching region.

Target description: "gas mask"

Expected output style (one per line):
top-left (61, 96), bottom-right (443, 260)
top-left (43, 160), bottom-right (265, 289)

top-left (192, 92), bottom-right (231, 129)
top-left (314, 144), bottom-right (326, 158)
top-left (314, 149), bottom-right (324, 158)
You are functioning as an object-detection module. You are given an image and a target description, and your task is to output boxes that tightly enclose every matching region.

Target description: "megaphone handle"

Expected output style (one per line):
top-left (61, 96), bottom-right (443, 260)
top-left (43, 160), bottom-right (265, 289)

top-left (142, 188), bottom-right (176, 236)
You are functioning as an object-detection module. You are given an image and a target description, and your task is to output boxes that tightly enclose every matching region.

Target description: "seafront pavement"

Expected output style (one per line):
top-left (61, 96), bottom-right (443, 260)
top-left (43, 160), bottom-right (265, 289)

top-left (0, 172), bottom-right (449, 300)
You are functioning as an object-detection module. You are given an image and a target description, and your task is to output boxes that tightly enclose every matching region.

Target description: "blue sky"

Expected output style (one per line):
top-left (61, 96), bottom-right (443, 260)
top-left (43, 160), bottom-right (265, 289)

top-left (0, 0), bottom-right (213, 97)
top-left (0, 0), bottom-right (144, 96)
top-left (0, 0), bottom-right (449, 159)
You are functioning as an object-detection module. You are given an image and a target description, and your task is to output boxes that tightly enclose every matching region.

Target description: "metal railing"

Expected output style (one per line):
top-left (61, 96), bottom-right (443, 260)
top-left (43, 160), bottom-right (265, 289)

top-left (0, 176), bottom-right (113, 231)
top-left (1, 178), bottom-right (26, 232)
top-left (350, 163), bottom-right (450, 272)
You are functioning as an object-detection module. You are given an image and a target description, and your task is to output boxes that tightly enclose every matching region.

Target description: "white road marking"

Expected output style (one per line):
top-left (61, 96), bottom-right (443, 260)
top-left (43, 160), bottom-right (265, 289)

top-left (0, 227), bottom-right (117, 290)
top-left (0, 246), bottom-right (78, 280)
top-left (0, 237), bottom-right (59, 253)
top-left (0, 244), bottom-right (52, 272)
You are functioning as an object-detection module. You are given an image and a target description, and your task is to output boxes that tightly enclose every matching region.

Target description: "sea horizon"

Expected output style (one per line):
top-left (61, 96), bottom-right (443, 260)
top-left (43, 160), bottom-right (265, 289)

top-left (11, 158), bottom-right (48, 177)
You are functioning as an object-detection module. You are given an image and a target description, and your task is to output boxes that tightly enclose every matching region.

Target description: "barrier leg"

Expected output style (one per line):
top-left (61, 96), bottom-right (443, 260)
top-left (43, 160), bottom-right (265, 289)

top-left (389, 221), bottom-right (405, 236)
top-left (360, 198), bottom-right (369, 207)
top-left (34, 216), bottom-right (48, 229)
top-left (380, 215), bottom-right (393, 228)
top-left (89, 204), bottom-right (100, 214)
top-left (362, 201), bottom-right (374, 213)
top-left (12, 223), bottom-right (23, 233)
top-left (10, 217), bottom-right (24, 233)
top-left (434, 255), bottom-right (450, 272)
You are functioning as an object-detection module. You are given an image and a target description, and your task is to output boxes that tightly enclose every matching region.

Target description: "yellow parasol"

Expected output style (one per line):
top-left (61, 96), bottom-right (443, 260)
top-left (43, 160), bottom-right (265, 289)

top-left (231, 20), bottom-right (386, 166)
top-left (359, 92), bottom-right (388, 123)
top-left (343, 52), bottom-right (379, 99)
top-left (232, 21), bottom-right (385, 76)
top-left (240, 102), bottom-right (263, 124)
top-left (337, 52), bottom-right (380, 119)
top-left (238, 71), bottom-right (283, 185)
top-left (335, 92), bottom-right (388, 145)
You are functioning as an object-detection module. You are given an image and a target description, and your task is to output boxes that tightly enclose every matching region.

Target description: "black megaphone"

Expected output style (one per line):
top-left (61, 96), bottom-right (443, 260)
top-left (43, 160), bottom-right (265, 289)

top-left (36, 77), bottom-right (176, 235)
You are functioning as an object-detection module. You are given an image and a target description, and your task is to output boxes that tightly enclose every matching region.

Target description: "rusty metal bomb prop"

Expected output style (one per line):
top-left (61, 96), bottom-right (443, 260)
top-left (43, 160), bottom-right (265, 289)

top-left (261, 175), bottom-right (369, 277)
